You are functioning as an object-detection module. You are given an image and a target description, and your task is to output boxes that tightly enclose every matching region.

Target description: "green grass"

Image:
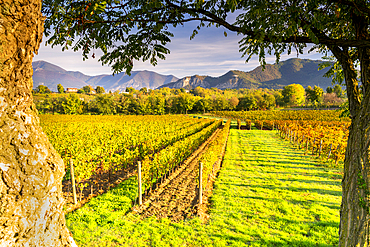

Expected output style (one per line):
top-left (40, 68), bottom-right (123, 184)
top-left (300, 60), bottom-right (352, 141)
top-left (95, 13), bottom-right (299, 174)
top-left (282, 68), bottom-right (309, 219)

top-left (66, 129), bottom-right (341, 246)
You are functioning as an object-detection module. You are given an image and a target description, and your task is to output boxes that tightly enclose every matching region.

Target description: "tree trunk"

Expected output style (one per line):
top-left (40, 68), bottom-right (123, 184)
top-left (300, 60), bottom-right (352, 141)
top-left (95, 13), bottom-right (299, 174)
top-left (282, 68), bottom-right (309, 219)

top-left (0, 0), bottom-right (77, 246)
top-left (339, 114), bottom-right (370, 246)
top-left (332, 42), bottom-right (370, 245)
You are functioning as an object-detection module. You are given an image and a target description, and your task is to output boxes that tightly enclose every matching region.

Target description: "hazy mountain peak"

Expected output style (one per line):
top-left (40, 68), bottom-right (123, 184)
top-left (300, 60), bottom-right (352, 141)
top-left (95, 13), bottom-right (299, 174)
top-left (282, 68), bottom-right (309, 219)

top-left (159, 58), bottom-right (333, 90)
top-left (32, 60), bottom-right (179, 92)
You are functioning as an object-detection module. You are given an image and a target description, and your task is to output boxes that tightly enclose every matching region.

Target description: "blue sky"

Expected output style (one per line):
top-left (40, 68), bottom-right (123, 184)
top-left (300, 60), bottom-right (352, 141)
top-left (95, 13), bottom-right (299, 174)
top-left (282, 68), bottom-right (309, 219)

top-left (34, 23), bottom-right (325, 78)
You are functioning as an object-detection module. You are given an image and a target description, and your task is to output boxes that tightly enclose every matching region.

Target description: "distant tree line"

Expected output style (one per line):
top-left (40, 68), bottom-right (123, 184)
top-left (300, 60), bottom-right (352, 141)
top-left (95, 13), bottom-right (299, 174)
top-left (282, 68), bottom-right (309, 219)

top-left (33, 84), bottom-right (346, 115)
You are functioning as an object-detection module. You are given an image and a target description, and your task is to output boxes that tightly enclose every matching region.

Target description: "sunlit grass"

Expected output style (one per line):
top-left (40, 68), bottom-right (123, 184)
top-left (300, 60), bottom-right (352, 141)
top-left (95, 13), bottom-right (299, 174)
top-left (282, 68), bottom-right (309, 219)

top-left (66, 129), bottom-right (341, 246)
top-left (206, 130), bottom-right (341, 246)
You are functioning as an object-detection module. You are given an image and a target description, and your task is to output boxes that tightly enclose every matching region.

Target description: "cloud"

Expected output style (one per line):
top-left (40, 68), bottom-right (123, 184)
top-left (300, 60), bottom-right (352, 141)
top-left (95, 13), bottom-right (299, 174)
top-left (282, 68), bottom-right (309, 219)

top-left (35, 25), bottom-right (326, 78)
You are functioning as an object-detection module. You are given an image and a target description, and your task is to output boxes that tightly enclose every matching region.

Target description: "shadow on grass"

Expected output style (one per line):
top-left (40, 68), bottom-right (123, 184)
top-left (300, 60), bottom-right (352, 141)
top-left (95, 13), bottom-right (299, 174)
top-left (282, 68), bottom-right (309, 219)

top-left (260, 170), bottom-right (342, 181)
top-left (221, 182), bottom-right (341, 197)
top-left (278, 178), bottom-right (341, 186)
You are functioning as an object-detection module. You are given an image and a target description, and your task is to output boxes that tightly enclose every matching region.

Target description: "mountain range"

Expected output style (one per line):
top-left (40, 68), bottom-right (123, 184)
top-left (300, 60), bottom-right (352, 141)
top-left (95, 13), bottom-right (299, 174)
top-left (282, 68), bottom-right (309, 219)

top-left (32, 58), bottom-right (333, 92)
top-left (158, 58), bottom-right (333, 90)
top-left (32, 61), bottom-right (179, 92)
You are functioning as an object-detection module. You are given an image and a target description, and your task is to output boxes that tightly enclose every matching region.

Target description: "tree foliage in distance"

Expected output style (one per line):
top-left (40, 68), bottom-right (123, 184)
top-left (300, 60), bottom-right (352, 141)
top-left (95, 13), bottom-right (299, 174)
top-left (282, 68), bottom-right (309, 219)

top-left (326, 86), bottom-right (334, 94)
top-left (306, 85), bottom-right (324, 105)
top-left (333, 84), bottom-right (344, 98)
top-left (282, 84), bottom-right (305, 107)
top-left (57, 83), bottom-right (64, 93)
top-left (95, 86), bottom-right (105, 94)
top-left (34, 85), bottom-right (52, 94)
top-left (90, 94), bottom-right (116, 114)
top-left (61, 93), bottom-right (84, 114)
top-left (42, 0), bottom-right (370, 245)
top-left (82, 85), bottom-right (92, 94)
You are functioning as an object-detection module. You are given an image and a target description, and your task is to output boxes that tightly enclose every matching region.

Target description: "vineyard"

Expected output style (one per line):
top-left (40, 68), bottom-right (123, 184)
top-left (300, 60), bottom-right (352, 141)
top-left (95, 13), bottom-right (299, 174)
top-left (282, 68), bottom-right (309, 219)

top-left (212, 110), bottom-right (350, 165)
top-left (64, 118), bottom-right (342, 246)
top-left (212, 109), bottom-right (350, 122)
top-left (39, 114), bottom-right (227, 213)
top-left (35, 111), bottom-right (348, 246)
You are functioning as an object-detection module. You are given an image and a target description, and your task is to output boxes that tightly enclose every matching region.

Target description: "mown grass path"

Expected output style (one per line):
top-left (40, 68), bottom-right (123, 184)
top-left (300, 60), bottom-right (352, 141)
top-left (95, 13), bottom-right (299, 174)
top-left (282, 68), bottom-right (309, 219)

top-left (66, 129), bottom-right (341, 246)
top-left (207, 129), bottom-right (341, 246)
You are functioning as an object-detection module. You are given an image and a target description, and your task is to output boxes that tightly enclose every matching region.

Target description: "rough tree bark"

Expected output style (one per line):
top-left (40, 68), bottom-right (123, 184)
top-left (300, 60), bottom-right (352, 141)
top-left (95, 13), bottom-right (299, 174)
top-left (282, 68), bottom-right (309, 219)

top-left (0, 0), bottom-right (77, 246)
top-left (338, 78), bottom-right (370, 246)
top-left (331, 21), bottom-right (370, 245)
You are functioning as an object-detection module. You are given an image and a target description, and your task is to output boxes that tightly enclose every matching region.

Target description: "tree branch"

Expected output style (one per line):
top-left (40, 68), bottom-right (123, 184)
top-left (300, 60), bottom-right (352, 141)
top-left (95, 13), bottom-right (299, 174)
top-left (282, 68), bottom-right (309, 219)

top-left (165, 3), bottom-right (370, 48)
top-left (328, 0), bottom-right (370, 16)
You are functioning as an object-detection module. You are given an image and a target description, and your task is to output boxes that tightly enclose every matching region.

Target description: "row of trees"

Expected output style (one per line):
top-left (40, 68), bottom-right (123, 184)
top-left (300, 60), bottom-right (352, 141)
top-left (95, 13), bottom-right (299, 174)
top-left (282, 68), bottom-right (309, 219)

top-left (33, 84), bottom-right (106, 94)
top-left (283, 84), bottom-right (345, 107)
top-left (34, 84), bottom-right (346, 115)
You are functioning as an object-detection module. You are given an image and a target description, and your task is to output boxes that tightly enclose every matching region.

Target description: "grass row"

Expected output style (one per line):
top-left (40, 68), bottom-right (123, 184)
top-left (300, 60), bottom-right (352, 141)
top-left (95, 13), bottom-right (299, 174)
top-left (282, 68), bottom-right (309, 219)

top-left (66, 128), bottom-right (342, 246)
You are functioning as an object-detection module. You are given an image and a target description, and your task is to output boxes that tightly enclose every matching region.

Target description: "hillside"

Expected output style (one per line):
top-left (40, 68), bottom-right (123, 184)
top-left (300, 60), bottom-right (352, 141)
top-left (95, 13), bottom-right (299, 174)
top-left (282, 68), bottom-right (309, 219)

top-left (32, 61), bottom-right (179, 92)
top-left (32, 58), bottom-right (334, 92)
top-left (159, 58), bottom-right (333, 90)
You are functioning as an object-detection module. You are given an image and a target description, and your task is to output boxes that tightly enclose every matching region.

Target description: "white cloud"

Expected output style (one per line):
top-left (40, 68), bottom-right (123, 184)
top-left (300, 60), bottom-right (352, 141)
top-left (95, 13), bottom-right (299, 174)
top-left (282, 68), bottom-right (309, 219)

top-left (35, 26), bottom-right (326, 78)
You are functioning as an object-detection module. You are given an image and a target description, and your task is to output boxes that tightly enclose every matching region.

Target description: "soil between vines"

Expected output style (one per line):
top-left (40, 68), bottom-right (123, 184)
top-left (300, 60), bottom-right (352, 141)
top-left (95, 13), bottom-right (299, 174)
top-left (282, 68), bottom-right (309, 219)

top-left (133, 125), bottom-right (227, 222)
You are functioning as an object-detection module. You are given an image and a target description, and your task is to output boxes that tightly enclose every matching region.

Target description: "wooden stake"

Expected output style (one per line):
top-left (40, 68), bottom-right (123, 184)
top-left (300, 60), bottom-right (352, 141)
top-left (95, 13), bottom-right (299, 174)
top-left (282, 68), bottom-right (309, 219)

top-left (70, 158), bottom-right (77, 205)
top-left (138, 161), bottom-right (142, 205)
top-left (306, 138), bottom-right (309, 152)
top-left (199, 162), bottom-right (203, 205)
top-left (319, 139), bottom-right (323, 157)
top-left (328, 143), bottom-right (333, 159)
top-left (312, 138), bottom-right (316, 154)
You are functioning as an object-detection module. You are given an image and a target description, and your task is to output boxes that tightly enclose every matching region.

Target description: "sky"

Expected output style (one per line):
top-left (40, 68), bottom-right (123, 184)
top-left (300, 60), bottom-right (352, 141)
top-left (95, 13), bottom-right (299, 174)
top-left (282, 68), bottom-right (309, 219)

top-left (34, 22), bottom-right (325, 79)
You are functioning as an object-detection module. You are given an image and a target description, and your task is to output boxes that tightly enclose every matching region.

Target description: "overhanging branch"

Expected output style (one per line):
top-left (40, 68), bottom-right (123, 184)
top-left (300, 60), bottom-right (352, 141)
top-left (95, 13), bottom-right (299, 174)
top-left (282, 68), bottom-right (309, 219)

top-left (328, 0), bottom-right (370, 16)
top-left (165, 2), bottom-right (370, 48)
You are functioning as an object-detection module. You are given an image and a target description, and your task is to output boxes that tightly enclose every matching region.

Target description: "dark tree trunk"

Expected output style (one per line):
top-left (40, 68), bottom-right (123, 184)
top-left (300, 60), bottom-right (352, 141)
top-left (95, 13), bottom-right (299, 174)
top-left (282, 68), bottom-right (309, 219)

top-left (0, 0), bottom-right (77, 246)
top-left (331, 19), bottom-right (370, 244)
top-left (339, 113), bottom-right (370, 246)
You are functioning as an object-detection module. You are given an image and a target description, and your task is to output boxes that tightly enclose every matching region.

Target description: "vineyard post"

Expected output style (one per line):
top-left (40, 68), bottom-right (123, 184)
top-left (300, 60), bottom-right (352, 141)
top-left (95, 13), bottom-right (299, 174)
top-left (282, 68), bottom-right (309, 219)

top-left (279, 125), bottom-right (282, 137)
top-left (312, 138), bottom-right (316, 155)
top-left (70, 158), bottom-right (77, 205)
top-left (319, 139), bottom-right (323, 157)
top-left (294, 132), bottom-right (297, 146)
top-left (290, 130), bottom-right (293, 143)
top-left (272, 122), bottom-right (274, 131)
top-left (287, 128), bottom-right (289, 140)
top-left (286, 128), bottom-right (289, 140)
top-left (199, 162), bottom-right (203, 205)
top-left (285, 127), bottom-right (287, 139)
top-left (297, 133), bottom-right (300, 149)
top-left (279, 125), bottom-right (281, 137)
top-left (280, 126), bottom-right (282, 137)
top-left (138, 161), bottom-right (142, 205)
top-left (328, 143), bottom-right (333, 159)
top-left (306, 138), bottom-right (309, 153)
top-left (286, 127), bottom-right (288, 139)
top-left (335, 144), bottom-right (341, 166)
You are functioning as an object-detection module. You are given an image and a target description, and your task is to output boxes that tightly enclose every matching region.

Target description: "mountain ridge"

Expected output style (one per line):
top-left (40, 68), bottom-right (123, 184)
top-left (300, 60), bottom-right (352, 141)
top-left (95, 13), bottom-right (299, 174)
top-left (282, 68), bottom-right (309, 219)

top-left (32, 61), bottom-right (179, 92)
top-left (158, 58), bottom-right (333, 90)
top-left (32, 58), bottom-right (333, 92)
